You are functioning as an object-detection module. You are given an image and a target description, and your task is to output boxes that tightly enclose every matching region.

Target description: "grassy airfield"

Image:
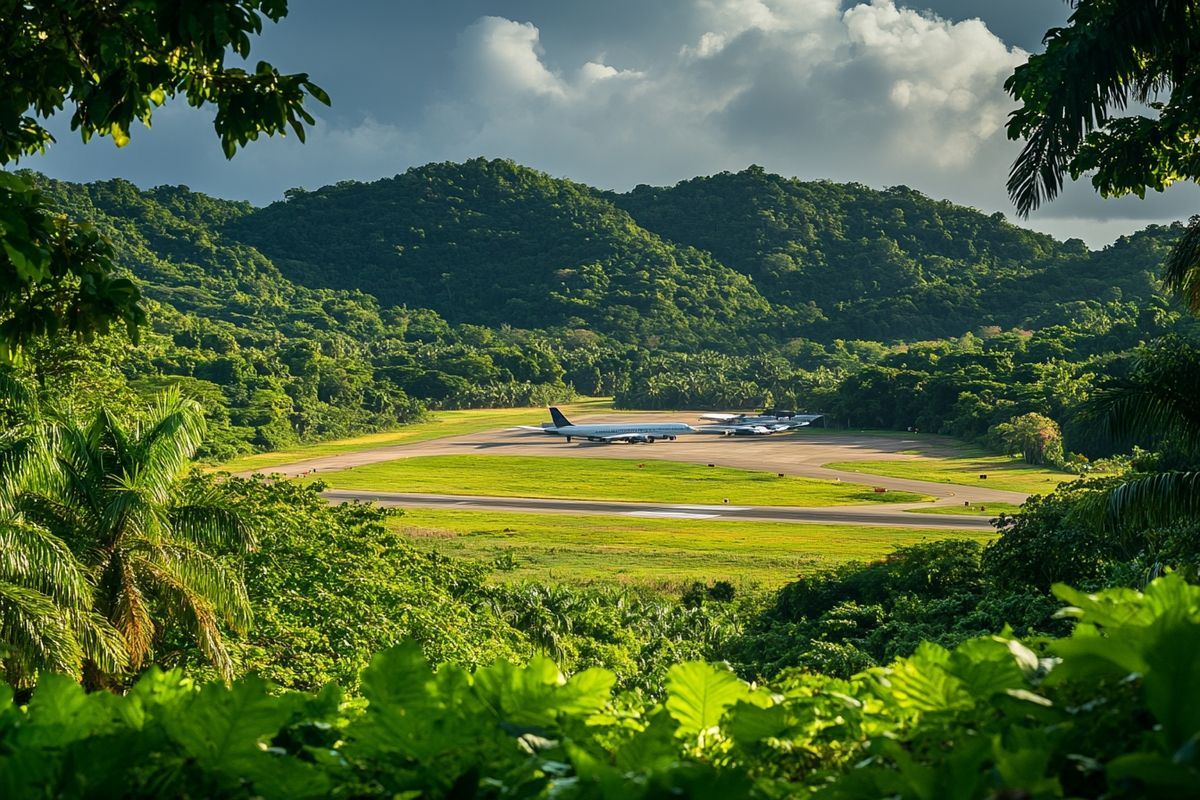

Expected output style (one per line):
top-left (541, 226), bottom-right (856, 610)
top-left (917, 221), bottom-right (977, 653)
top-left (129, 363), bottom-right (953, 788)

top-left (906, 501), bottom-right (1024, 517)
top-left (220, 398), bottom-right (615, 473)
top-left (393, 508), bottom-right (987, 588)
top-left (825, 452), bottom-right (1074, 495)
top-left (311, 454), bottom-right (932, 506)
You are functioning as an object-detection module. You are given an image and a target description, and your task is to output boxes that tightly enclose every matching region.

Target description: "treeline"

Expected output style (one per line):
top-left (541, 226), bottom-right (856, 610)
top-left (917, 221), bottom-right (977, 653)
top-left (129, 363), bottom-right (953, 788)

top-left (25, 176), bottom-right (577, 460)
top-left (239, 158), bottom-right (1182, 344)
top-left (6, 374), bottom-right (1198, 698)
top-left (23, 164), bottom-right (1198, 464)
top-left (616, 309), bottom-right (1199, 459)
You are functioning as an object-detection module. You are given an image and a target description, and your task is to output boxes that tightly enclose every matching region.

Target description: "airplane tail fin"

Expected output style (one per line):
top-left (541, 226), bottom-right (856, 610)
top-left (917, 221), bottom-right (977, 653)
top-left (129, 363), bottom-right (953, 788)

top-left (549, 407), bottom-right (573, 428)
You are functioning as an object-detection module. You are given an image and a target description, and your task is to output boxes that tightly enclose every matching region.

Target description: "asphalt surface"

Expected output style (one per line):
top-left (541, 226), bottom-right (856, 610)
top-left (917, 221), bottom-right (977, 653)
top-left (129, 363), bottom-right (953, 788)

top-left (322, 489), bottom-right (998, 530)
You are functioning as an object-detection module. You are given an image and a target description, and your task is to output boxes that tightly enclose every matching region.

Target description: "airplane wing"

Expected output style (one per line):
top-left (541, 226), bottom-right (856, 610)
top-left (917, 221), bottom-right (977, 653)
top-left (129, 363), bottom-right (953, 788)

top-left (699, 413), bottom-right (741, 422)
top-left (513, 425), bottom-right (557, 433)
top-left (598, 432), bottom-right (646, 442)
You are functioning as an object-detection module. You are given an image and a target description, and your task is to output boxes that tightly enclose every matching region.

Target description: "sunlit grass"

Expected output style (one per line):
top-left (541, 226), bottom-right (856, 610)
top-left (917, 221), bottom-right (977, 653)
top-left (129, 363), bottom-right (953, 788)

top-left (392, 508), bottom-right (988, 588)
top-left (314, 455), bottom-right (932, 506)
top-left (906, 501), bottom-right (1024, 517)
top-left (825, 453), bottom-right (1075, 495)
top-left (218, 398), bottom-right (614, 472)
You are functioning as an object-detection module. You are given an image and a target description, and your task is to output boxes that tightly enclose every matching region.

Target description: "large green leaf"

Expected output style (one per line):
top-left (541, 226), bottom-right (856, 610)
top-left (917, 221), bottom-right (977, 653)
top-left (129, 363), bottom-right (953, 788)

top-left (664, 661), bottom-right (749, 740)
top-left (162, 675), bottom-right (328, 798)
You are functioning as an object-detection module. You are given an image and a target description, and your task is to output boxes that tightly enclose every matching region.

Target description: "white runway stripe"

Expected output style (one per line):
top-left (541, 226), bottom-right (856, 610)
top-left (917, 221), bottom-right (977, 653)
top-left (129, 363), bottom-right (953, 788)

top-left (625, 511), bottom-right (721, 519)
top-left (668, 504), bottom-right (750, 511)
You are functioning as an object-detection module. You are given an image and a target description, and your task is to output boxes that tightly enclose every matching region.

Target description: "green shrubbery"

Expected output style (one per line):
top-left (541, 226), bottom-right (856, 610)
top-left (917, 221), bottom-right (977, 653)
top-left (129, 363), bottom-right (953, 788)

top-left (5, 576), bottom-right (1199, 798)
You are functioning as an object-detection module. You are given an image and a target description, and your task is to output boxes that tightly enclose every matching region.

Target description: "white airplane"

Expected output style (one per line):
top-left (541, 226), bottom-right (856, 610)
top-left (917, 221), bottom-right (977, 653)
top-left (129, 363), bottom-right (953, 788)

top-left (697, 412), bottom-right (824, 435)
top-left (516, 407), bottom-right (695, 443)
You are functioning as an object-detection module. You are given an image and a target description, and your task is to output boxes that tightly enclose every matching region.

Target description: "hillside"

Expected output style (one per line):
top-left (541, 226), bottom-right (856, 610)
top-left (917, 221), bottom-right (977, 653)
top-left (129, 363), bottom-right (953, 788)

top-left (20, 161), bottom-right (1194, 457)
top-left (231, 159), bottom-right (1182, 344)
top-left (611, 167), bottom-right (1179, 340)
top-left (227, 159), bottom-right (779, 348)
top-left (26, 173), bottom-right (575, 459)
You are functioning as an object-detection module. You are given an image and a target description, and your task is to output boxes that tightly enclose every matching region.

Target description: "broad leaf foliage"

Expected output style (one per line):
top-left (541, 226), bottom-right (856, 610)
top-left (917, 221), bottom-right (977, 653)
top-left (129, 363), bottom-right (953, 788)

top-left (3, 576), bottom-right (1200, 798)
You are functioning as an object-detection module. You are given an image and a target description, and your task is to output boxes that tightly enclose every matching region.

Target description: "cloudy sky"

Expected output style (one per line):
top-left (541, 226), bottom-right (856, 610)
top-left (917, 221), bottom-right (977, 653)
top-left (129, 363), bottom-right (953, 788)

top-left (26, 0), bottom-right (1200, 245)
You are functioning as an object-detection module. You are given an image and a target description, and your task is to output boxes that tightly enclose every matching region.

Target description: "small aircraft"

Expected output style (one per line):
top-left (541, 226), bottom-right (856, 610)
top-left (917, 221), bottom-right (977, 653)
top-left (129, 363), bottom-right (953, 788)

top-left (516, 407), bottom-right (695, 443)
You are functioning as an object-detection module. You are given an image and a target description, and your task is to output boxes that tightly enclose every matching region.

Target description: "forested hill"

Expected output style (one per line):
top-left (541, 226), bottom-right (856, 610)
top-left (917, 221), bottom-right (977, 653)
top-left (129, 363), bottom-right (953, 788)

top-left (17, 163), bottom-right (1190, 459)
top-left (231, 158), bottom-right (1182, 344)
top-left (612, 168), bottom-right (1178, 340)
top-left (227, 159), bottom-right (778, 349)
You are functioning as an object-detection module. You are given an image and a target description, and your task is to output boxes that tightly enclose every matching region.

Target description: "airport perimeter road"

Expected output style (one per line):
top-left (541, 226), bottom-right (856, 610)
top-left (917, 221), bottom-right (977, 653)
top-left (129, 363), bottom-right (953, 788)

top-left (321, 490), bottom-right (997, 530)
top-left (239, 413), bottom-right (1031, 507)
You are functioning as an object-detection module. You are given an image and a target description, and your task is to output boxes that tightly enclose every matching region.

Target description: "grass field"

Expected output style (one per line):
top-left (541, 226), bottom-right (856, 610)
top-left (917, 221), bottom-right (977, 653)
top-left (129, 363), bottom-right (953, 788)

top-left (906, 501), bottom-right (1024, 517)
top-left (825, 453), bottom-right (1075, 495)
top-left (392, 508), bottom-right (988, 588)
top-left (219, 398), bottom-right (615, 472)
top-left (314, 455), bottom-right (932, 506)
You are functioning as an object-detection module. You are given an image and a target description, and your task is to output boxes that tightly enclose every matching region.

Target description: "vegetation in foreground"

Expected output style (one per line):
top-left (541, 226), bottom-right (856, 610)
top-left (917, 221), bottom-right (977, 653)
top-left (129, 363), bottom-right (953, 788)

top-left (393, 508), bottom-right (985, 587)
top-left (5, 576), bottom-right (1199, 799)
top-left (309, 455), bottom-right (931, 505)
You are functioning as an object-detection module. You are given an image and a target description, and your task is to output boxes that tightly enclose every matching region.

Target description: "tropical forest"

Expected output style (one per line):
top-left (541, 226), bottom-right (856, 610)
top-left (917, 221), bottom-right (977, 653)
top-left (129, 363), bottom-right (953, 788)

top-left (3, 1), bottom-right (1200, 798)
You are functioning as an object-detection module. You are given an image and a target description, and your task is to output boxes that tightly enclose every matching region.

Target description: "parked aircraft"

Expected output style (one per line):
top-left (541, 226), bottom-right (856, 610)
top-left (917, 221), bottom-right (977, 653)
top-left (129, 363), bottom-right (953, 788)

top-left (516, 407), bottom-right (696, 443)
top-left (699, 412), bottom-right (824, 433)
top-left (697, 423), bottom-right (779, 436)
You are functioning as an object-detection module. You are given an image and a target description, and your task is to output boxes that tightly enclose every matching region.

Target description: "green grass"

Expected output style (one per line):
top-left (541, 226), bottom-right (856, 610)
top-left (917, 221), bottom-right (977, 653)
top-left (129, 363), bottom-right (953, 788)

top-left (906, 501), bottom-right (1024, 517)
top-left (392, 508), bottom-right (988, 588)
top-left (219, 398), bottom-right (614, 472)
top-left (314, 455), bottom-right (932, 506)
top-left (825, 454), bottom-right (1076, 495)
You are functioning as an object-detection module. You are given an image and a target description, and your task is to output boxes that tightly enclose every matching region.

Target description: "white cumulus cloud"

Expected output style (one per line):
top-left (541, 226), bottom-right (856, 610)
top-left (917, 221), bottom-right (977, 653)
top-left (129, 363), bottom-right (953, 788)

top-left (29, 0), bottom-right (1196, 243)
top-left (410, 0), bottom-right (1030, 213)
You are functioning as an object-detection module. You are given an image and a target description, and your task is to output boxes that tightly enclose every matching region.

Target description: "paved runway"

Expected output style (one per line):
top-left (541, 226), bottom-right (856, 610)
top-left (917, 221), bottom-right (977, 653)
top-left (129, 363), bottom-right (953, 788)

top-left (241, 410), bottom-right (1031, 509)
top-left (322, 490), bottom-right (998, 530)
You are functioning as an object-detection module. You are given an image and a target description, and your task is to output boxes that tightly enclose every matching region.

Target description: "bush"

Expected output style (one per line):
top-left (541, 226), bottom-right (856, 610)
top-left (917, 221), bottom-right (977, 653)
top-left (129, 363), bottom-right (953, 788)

top-left (6, 576), bottom-right (1200, 798)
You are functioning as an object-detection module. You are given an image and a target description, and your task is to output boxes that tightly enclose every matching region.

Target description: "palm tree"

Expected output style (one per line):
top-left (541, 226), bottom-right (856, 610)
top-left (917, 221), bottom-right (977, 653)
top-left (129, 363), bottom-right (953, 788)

top-left (1165, 216), bottom-right (1200, 315)
top-left (1081, 337), bottom-right (1200, 528)
top-left (0, 421), bottom-right (126, 688)
top-left (1004, 1), bottom-right (1200, 313)
top-left (20, 390), bottom-right (255, 681)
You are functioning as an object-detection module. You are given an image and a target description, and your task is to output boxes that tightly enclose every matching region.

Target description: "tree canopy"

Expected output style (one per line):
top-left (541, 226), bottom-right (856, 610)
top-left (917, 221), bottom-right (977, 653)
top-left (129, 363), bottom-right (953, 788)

top-left (0, 0), bottom-right (328, 357)
top-left (1006, 0), bottom-right (1200, 310)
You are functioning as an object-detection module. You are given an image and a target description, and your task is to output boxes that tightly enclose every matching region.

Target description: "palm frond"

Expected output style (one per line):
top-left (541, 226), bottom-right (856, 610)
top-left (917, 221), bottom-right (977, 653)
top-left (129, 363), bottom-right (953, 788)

top-left (0, 368), bottom-right (36, 417)
top-left (136, 391), bottom-right (207, 490)
top-left (68, 608), bottom-right (129, 676)
top-left (17, 493), bottom-right (93, 552)
top-left (107, 556), bottom-right (156, 669)
top-left (1164, 215), bottom-right (1200, 314)
top-left (170, 490), bottom-right (256, 554)
top-left (1082, 381), bottom-right (1200, 452)
top-left (1107, 471), bottom-right (1200, 530)
top-left (0, 516), bottom-right (94, 609)
top-left (0, 580), bottom-right (86, 684)
top-left (134, 553), bottom-right (237, 680)
top-left (135, 543), bottom-right (252, 633)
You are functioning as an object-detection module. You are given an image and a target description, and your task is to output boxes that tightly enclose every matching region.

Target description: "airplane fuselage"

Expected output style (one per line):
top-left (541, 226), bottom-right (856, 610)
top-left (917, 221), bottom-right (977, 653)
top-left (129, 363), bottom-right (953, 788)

top-left (552, 422), bottom-right (694, 443)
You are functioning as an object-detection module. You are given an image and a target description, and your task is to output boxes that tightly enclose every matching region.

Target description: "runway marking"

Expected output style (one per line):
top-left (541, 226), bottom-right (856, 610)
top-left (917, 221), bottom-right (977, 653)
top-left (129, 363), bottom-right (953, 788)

top-left (668, 504), bottom-right (751, 511)
top-left (625, 511), bottom-right (721, 520)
